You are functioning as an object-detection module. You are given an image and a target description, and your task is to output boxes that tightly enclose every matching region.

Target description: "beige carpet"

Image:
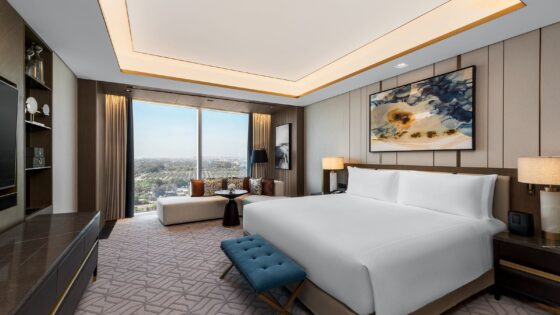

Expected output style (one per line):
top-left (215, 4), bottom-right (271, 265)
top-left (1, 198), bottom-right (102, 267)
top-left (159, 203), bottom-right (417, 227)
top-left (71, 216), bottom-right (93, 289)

top-left (76, 212), bottom-right (552, 315)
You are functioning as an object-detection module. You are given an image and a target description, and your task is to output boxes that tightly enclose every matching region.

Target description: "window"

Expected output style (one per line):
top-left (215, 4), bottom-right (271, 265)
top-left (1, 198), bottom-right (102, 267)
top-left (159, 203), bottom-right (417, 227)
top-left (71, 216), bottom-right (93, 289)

top-left (133, 101), bottom-right (250, 212)
top-left (201, 109), bottom-right (249, 178)
top-left (133, 100), bottom-right (197, 212)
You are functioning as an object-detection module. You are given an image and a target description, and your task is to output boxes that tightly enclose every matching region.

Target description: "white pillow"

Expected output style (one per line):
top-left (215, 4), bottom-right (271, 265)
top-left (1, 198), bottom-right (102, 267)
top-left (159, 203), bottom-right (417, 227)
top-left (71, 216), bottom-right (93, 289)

top-left (397, 171), bottom-right (497, 219)
top-left (346, 167), bottom-right (399, 202)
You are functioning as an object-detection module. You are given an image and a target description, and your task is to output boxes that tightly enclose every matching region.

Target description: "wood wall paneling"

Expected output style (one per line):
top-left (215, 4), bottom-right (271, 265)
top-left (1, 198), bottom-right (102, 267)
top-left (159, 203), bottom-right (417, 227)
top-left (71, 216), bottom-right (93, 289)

top-left (362, 83), bottom-right (381, 164)
top-left (488, 42), bottom-right (505, 168)
top-left (503, 30), bottom-right (541, 168)
top-left (349, 90), bottom-right (362, 163)
top-left (272, 107), bottom-right (304, 196)
top-left (77, 79), bottom-right (99, 213)
top-left (395, 65), bottom-right (435, 166)
top-left (0, 0), bottom-right (24, 232)
top-left (434, 57), bottom-right (459, 167)
top-left (540, 23), bottom-right (560, 156)
top-left (379, 78), bottom-right (398, 165)
top-left (461, 47), bottom-right (489, 168)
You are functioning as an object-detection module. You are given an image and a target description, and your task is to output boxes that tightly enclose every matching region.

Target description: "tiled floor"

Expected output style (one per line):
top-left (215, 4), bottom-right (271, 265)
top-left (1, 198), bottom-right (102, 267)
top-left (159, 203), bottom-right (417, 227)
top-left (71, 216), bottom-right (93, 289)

top-left (76, 212), bottom-right (553, 315)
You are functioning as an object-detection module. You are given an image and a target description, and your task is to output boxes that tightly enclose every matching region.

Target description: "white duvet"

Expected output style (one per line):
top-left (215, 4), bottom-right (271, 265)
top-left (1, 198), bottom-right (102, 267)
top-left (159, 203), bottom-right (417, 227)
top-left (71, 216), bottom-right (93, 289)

top-left (243, 194), bottom-right (505, 315)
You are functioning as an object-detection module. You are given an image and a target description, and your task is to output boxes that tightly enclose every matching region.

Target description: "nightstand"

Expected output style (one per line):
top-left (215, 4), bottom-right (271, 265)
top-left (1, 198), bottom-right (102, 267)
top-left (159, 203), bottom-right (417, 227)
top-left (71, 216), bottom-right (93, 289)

top-left (493, 232), bottom-right (560, 307)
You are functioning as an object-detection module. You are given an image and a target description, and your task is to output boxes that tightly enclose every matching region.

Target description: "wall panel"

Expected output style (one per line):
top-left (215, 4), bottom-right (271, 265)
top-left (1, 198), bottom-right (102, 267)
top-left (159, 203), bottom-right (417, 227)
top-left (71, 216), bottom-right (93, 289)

top-left (304, 93), bottom-right (349, 194)
top-left (349, 90), bottom-right (362, 163)
top-left (434, 57), bottom-right (459, 167)
top-left (503, 30), bottom-right (540, 168)
top-left (379, 78), bottom-right (397, 165)
top-left (362, 83), bottom-right (381, 164)
top-left (396, 66), bottom-right (435, 166)
top-left (488, 42), bottom-right (505, 168)
top-left (461, 47), bottom-right (489, 167)
top-left (272, 107), bottom-right (304, 196)
top-left (541, 23), bottom-right (560, 156)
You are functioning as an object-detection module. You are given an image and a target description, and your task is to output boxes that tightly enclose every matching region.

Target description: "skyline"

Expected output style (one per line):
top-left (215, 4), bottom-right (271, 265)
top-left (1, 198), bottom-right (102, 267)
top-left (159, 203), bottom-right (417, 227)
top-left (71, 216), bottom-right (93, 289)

top-left (133, 100), bottom-right (249, 159)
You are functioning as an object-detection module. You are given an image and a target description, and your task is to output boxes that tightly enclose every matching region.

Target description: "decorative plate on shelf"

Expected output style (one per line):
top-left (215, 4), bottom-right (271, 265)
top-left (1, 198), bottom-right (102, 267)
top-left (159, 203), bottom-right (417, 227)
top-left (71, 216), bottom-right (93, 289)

top-left (25, 97), bottom-right (38, 114)
top-left (42, 104), bottom-right (50, 116)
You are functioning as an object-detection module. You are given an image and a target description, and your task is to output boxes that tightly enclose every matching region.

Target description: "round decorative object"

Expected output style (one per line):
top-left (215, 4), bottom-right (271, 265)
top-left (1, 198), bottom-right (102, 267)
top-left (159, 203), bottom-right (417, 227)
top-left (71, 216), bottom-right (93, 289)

top-left (25, 97), bottom-right (38, 114)
top-left (42, 104), bottom-right (50, 116)
top-left (227, 183), bottom-right (236, 192)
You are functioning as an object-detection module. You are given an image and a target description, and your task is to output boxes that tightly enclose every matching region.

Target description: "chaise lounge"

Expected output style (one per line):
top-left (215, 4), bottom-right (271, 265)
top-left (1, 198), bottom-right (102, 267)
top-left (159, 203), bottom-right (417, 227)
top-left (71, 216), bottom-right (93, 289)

top-left (157, 178), bottom-right (285, 225)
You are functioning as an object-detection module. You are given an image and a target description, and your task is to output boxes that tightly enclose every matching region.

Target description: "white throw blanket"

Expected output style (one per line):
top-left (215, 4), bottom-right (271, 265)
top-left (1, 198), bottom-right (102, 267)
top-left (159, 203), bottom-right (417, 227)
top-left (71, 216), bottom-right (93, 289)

top-left (243, 194), bottom-right (505, 315)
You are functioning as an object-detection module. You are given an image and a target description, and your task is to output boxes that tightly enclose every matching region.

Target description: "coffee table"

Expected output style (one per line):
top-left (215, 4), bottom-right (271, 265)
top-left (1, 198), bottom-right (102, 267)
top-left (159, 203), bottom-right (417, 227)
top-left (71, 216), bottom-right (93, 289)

top-left (215, 189), bottom-right (248, 227)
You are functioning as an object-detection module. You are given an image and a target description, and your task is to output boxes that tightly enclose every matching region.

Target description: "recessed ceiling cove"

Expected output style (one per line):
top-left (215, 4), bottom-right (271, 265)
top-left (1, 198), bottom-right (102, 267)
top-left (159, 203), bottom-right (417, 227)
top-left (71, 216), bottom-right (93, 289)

top-left (99, 0), bottom-right (524, 98)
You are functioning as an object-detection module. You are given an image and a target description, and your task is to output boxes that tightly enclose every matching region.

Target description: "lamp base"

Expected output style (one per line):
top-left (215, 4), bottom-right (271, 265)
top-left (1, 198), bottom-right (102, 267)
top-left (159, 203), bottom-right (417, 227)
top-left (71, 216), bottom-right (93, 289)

top-left (329, 171), bottom-right (338, 192)
top-left (540, 190), bottom-right (560, 240)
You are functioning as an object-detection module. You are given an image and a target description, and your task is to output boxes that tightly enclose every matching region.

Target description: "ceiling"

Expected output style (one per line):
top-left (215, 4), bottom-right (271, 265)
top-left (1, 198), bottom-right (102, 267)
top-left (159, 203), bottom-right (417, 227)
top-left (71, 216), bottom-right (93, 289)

top-left (7, 0), bottom-right (560, 106)
top-left (126, 0), bottom-right (449, 82)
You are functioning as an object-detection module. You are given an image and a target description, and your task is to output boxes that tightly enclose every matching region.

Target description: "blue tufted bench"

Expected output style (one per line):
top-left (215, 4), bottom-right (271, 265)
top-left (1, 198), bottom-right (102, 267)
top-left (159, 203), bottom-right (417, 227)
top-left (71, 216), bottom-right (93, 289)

top-left (220, 235), bottom-right (307, 314)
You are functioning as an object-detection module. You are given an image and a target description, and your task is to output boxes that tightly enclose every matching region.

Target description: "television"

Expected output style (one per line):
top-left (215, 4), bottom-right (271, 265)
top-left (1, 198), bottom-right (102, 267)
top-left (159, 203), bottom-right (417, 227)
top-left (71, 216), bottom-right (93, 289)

top-left (0, 77), bottom-right (18, 191)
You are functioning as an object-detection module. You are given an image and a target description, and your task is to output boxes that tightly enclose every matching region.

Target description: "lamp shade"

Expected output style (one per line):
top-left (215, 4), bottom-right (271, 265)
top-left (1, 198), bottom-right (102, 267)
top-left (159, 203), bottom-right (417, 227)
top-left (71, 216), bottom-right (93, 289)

top-left (518, 157), bottom-right (560, 185)
top-left (322, 157), bottom-right (344, 170)
top-left (251, 149), bottom-right (268, 164)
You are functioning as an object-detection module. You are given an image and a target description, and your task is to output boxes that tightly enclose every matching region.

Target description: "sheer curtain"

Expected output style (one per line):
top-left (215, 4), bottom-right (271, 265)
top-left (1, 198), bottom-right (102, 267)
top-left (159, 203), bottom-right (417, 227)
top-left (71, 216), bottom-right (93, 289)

top-left (103, 94), bottom-right (128, 220)
top-left (252, 113), bottom-right (271, 178)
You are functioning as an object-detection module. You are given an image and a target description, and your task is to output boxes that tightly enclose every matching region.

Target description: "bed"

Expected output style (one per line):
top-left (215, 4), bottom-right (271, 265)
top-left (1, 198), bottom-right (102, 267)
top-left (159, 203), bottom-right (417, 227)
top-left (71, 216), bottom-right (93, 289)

top-left (243, 169), bottom-right (510, 315)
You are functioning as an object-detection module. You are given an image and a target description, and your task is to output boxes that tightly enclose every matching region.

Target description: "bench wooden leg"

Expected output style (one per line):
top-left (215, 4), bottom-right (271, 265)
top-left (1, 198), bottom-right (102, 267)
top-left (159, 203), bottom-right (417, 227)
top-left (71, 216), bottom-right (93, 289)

top-left (220, 264), bottom-right (234, 279)
top-left (257, 280), bottom-right (306, 315)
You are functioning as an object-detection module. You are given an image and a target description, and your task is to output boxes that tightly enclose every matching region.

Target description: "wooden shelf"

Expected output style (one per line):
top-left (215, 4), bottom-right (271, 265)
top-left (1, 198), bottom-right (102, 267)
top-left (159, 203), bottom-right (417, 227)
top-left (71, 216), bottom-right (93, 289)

top-left (25, 120), bottom-right (51, 130)
top-left (24, 26), bottom-right (53, 217)
top-left (25, 73), bottom-right (51, 91)
top-left (25, 206), bottom-right (52, 218)
top-left (25, 166), bottom-right (51, 172)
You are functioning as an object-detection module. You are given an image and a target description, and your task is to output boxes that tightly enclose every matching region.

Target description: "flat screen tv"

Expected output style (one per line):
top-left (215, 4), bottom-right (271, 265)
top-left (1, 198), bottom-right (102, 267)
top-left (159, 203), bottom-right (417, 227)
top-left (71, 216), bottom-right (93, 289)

top-left (0, 77), bottom-right (18, 190)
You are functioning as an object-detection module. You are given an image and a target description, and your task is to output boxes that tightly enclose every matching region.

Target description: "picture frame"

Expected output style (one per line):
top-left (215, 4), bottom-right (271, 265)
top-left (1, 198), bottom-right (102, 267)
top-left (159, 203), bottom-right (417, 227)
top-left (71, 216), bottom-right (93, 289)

top-left (369, 66), bottom-right (476, 152)
top-left (275, 123), bottom-right (291, 170)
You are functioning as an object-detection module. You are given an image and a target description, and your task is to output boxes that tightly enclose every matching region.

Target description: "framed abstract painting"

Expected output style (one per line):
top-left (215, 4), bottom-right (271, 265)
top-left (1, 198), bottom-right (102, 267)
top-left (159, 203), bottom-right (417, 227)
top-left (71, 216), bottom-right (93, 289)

top-left (275, 123), bottom-right (291, 170)
top-left (369, 66), bottom-right (475, 152)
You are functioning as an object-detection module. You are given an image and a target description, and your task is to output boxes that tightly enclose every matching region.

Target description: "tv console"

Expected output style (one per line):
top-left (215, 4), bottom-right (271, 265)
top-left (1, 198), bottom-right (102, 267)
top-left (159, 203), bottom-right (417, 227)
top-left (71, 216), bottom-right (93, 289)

top-left (0, 211), bottom-right (99, 315)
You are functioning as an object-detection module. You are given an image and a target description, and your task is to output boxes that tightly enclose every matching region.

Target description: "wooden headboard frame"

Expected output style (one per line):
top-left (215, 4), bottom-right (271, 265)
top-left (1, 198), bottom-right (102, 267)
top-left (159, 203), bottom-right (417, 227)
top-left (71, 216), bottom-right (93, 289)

top-left (326, 164), bottom-right (541, 229)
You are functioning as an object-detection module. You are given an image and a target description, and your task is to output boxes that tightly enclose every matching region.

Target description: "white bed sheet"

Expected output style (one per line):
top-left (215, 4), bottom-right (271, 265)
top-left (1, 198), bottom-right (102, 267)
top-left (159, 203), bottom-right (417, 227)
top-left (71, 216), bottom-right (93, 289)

top-left (243, 194), bottom-right (505, 315)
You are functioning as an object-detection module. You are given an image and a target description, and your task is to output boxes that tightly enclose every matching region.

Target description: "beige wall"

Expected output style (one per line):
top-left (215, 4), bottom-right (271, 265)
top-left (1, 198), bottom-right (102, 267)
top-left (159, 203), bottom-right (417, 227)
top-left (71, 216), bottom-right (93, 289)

top-left (52, 54), bottom-right (78, 213)
top-left (0, 0), bottom-right (24, 232)
top-left (305, 23), bottom-right (560, 194)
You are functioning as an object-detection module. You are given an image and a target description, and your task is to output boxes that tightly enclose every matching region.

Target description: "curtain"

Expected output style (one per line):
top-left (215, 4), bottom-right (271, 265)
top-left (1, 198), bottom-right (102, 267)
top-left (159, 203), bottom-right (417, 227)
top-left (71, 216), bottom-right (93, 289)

top-left (103, 94), bottom-right (128, 221)
top-left (252, 113), bottom-right (271, 178)
top-left (248, 113), bottom-right (254, 177)
top-left (124, 98), bottom-right (135, 218)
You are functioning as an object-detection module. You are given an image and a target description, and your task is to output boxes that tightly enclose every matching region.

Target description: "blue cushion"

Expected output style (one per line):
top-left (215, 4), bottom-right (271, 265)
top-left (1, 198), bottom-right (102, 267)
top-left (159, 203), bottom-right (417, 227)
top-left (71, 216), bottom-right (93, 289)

top-left (221, 235), bottom-right (306, 293)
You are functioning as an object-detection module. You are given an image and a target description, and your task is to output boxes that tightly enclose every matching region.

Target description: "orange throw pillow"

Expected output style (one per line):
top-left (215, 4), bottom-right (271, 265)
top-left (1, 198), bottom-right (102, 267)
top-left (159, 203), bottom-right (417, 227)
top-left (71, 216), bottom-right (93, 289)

top-left (190, 179), bottom-right (204, 197)
top-left (262, 179), bottom-right (275, 196)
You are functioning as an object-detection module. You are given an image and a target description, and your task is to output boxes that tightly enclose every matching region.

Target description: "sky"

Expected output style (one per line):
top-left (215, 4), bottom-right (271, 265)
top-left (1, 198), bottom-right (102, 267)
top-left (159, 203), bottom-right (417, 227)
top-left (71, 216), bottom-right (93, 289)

top-left (133, 100), bottom-right (248, 159)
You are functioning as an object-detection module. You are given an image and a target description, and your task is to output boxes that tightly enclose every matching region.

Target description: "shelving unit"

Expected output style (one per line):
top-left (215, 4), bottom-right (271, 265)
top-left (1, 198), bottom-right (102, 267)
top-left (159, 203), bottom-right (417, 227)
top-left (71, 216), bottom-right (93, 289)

top-left (24, 26), bottom-right (53, 218)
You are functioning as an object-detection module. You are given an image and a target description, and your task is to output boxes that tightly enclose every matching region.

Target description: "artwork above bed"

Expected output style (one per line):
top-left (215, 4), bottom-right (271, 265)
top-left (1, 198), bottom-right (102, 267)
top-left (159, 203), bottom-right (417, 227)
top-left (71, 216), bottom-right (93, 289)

top-left (369, 66), bottom-right (475, 152)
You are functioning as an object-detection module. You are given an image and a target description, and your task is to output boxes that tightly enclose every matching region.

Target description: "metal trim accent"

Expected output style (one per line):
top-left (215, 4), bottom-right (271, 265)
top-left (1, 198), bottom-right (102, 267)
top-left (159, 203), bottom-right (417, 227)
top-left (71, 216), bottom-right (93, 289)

top-left (499, 259), bottom-right (560, 283)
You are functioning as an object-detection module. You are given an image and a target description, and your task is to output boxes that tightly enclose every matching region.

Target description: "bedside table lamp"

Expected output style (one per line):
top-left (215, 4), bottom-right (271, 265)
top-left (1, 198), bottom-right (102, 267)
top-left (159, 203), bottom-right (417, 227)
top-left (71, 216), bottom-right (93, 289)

top-left (322, 157), bottom-right (344, 192)
top-left (518, 156), bottom-right (560, 240)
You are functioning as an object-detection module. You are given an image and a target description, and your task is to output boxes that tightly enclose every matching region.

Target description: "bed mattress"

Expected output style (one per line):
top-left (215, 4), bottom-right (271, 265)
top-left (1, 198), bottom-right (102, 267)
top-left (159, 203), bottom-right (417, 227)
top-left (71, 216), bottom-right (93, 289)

top-left (242, 194), bottom-right (505, 315)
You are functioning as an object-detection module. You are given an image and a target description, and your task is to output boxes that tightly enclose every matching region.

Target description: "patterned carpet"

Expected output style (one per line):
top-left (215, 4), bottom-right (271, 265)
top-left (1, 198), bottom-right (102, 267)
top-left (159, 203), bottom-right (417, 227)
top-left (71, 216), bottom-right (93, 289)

top-left (76, 212), bottom-right (553, 315)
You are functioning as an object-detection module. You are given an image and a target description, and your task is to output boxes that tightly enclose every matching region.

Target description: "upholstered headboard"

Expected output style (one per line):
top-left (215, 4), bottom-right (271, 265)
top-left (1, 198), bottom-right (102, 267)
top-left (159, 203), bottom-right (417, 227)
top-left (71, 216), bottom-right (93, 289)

top-left (337, 164), bottom-right (536, 226)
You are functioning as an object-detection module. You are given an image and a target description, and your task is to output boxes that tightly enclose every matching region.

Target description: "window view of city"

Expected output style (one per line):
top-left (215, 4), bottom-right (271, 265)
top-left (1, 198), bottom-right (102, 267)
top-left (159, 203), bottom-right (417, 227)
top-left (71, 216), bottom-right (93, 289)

top-left (133, 100), bottom-right (248, 212)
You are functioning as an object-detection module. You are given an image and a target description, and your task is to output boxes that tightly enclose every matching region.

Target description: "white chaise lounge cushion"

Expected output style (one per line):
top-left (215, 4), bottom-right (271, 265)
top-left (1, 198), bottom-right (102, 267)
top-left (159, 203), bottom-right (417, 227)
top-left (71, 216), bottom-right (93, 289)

top-left (397, 171), bottom-right (497, 219)
top-left (157, 196), bottom-right (226, 225)
top-left (346, 167), bottom-right (399, 202)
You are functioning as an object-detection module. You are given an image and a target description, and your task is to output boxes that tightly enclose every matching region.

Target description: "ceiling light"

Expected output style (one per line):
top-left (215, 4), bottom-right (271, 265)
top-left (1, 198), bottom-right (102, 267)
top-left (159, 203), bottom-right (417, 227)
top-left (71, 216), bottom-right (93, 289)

top-left (394, 62), bottom-right (408, 69)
